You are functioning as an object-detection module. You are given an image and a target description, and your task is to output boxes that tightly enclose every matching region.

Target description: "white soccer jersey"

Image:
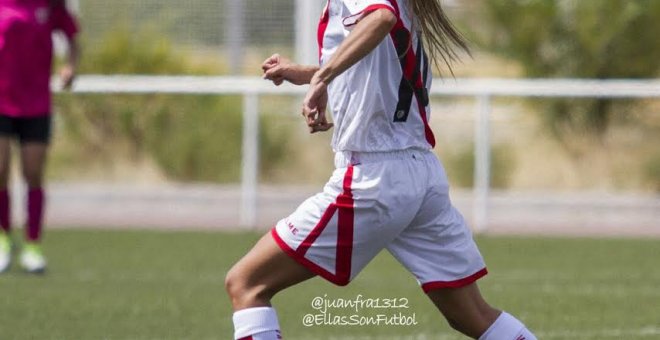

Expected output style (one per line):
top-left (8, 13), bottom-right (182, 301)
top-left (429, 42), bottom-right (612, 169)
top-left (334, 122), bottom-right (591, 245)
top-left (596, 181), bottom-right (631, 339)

top-left (272, 0), bottom-right (488, 292)
top-left (318, 0), bottom-right (436, 152)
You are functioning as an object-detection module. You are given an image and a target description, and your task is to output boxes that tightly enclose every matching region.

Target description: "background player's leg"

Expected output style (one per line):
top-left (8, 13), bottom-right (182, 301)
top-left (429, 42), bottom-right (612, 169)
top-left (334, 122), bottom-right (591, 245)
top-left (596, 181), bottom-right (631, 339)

top-left (225, 232), bottom-right (315, 339)
top-left (0, 137), bottom-right (12, 234)
top-left (427, 283), bottom-right (537, 340)
top-left (20, 142), bottom-right (48, 242)
top-left (0, 137), bottom-right (12, 272)
top-left (18, 142), bottom-right (48, 273)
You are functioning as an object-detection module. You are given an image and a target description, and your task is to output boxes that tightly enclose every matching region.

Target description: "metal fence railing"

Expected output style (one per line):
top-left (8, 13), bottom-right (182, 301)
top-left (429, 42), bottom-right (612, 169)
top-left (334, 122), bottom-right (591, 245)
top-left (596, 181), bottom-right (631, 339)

top-left (54, 76), bottom-right (660, 231)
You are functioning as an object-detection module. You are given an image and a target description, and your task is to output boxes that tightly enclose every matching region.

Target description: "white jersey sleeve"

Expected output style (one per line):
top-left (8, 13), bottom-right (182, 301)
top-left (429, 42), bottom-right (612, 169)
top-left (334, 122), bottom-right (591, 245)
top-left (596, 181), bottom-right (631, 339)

top-left (341, 0), bottom-right (395, 27)
top-left (342, 0), bottom-right (394, 14)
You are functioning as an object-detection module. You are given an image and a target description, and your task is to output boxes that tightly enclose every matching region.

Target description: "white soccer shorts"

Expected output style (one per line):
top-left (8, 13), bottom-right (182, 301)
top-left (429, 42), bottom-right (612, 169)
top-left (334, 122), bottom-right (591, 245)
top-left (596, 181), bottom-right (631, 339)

top-left (272, 149), bottom-right (487, 292)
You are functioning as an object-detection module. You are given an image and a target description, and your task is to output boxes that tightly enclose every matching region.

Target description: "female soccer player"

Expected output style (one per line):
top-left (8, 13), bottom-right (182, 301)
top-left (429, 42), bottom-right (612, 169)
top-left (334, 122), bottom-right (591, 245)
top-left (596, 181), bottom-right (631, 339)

top-left (226, 1), bottom-right (537, 339)
top-left (0, 0), bottom-right (79, 273)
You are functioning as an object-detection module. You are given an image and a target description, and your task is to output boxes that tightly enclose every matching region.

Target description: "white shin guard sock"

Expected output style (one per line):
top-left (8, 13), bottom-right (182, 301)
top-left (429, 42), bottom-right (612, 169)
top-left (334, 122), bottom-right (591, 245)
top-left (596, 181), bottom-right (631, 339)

top-left (479, 312), bottom-right (537, 340)
top-left (232, 307), bottom-right (282, 340)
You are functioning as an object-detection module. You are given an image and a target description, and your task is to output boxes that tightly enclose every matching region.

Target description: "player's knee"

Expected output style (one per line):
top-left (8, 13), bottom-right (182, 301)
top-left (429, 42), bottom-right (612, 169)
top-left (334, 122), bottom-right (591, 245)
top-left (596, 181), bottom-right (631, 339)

top-left (0, 170), bottom-right (10, 188)
top-left (25, 178), bottom-right (43, 189)
top-left (225, 264), bottom-right (272, 309)
top-left (444, 315), bottom-right (467, 334)
top-left (224, 265), bottom-right (244, 299)
top-left (22, 170), bottom-right (43, 188)
top-left (0, 175), bottom-right (8, 189)
top-left (442, 304), bottom-right (500, 338)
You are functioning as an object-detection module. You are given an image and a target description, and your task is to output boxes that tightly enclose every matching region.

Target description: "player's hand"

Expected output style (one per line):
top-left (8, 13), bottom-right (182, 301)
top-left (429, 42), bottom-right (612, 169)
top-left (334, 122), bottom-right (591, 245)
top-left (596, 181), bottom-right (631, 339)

top-left (262, 54), bottom-right (309, 86)
top-left (302, 76), bottom-right (333, 134)
top-left (60, 63), bottom-right (76, 90)
top-left (262, 54), bottom-right (285, 85)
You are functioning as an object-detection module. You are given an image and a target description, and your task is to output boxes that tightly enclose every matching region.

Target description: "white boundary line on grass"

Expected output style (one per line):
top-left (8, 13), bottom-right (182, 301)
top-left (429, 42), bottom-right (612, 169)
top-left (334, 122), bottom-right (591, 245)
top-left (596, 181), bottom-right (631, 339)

top-left (539, 326), bottom-right (660, 339)
top-left (317, 326), bottom-right (660, 340)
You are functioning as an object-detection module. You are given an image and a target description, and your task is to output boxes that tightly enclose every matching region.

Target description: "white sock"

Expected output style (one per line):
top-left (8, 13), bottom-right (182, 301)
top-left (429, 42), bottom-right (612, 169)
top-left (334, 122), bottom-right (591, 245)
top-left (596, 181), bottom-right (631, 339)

top-left (232, 307), bottom-right (282, 340)
top-left (479, 312), bottom-right (537, 340)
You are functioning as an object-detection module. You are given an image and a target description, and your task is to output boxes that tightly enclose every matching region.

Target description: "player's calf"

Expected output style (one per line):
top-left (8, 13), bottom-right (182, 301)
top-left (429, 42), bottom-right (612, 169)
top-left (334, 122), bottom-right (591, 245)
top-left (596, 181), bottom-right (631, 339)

top-left (479, 312), bottom-right (538, 340)
top-left (226, 232), bottom-right (316, 339)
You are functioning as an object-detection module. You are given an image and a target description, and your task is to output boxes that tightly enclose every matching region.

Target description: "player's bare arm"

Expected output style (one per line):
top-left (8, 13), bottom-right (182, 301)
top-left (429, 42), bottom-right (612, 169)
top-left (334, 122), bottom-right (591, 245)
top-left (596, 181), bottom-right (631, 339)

top-left (262, 54), bottom-right (319, 86)
top-left (303, 8), bottom-right (397, 134)
top-left (60, 36), bottom-right (79, 90)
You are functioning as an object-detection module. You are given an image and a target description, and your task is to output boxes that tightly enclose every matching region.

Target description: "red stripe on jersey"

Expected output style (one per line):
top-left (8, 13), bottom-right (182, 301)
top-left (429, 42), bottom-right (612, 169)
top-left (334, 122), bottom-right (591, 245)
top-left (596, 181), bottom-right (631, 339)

top-left (388, 0), bottom-right (401, 15)
top-left (237, 337), bottom-right (253, 340)
top-left (387, 0), bottom-right (436, 147)
top-left (416, 90), bottom-right (436, 147)
top-left (317, 3), bottom-right (330, 63)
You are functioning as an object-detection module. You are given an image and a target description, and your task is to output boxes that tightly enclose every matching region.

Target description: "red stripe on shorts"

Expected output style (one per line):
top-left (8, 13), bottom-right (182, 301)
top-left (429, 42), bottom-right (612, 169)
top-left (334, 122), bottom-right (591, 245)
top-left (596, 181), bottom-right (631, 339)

top-left (271, 166), bottom-right (356, 286)
top-left (272, 228), bottom-right (347, 285)
top-left (335, 165), bottom-right (355, 284)
top-left (296, 204), bottom-right (338, 256)
top-left (421, 268), bottom-right (488, 293)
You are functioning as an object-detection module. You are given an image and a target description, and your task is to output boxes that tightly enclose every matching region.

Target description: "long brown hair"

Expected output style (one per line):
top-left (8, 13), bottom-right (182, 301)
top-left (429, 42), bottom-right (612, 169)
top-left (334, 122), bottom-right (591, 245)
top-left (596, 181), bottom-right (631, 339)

top-left (408, 0), bottom-right (470, 74)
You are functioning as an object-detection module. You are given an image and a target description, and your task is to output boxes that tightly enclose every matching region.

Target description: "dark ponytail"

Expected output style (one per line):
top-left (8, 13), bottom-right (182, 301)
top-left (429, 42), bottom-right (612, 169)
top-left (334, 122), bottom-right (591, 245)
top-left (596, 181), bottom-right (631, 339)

top-left (407, 0), bottom-right (470, 74)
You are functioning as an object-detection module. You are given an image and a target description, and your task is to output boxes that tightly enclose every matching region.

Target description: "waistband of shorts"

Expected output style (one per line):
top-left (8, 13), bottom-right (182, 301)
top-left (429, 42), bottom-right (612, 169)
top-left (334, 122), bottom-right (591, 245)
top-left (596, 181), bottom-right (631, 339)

top-left (334, 148), bottom-right (430, 168)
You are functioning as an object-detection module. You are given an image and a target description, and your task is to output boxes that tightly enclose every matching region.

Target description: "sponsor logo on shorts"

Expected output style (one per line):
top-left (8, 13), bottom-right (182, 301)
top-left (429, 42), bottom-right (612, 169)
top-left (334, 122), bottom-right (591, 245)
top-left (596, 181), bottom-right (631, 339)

top-left (286, 220), bottom-right (299, 235)
top-left (349, 154), bottom-right (361, 165)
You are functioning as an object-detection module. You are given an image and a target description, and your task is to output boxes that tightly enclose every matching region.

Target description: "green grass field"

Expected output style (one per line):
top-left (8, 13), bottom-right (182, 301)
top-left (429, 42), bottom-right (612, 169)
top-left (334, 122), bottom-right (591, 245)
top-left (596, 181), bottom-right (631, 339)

top-left (1, 229), bottom-right (659, 339)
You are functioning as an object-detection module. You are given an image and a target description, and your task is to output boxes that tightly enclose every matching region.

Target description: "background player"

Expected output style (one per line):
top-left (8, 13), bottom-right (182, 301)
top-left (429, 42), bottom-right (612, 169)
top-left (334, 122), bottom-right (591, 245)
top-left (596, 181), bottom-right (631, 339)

top-left (226, 0), bottom-right (537, 339)
top-left (0, 0), bottom-right (79, 273)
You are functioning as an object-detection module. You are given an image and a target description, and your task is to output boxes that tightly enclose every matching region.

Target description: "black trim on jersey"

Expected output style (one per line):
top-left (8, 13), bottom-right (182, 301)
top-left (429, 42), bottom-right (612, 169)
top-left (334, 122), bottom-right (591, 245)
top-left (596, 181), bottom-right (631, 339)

top-left (420, 43), bottom-right (430, 105)
top-left (393, 35), bottom-right (429, 123)
top-left (393, 27), bottom-right (413, 122)
top-left (414, 39), bottom-right (430, 108)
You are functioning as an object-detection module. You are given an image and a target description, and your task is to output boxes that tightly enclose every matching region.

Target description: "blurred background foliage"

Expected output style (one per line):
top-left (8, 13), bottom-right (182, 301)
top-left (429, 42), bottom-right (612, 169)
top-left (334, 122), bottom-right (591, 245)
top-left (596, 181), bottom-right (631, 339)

top-left (79, 0), bottom-right (294, 47)
top-left (54, 27), bottom-right (290, 183)
top-left (50, 0), bottom-right (660, 190)
top-left (444, 144), bottom-right (515, 189)
top-left (471, 0), bottom-right (660, 143)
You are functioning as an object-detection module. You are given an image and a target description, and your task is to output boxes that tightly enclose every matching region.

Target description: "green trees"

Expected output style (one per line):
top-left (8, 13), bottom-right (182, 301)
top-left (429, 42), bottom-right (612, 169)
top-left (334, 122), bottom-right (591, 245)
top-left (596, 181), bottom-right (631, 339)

top-left (54, 28), bottom-right (290, 183)
top-left (476, 0), bottom-right (660, 138)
